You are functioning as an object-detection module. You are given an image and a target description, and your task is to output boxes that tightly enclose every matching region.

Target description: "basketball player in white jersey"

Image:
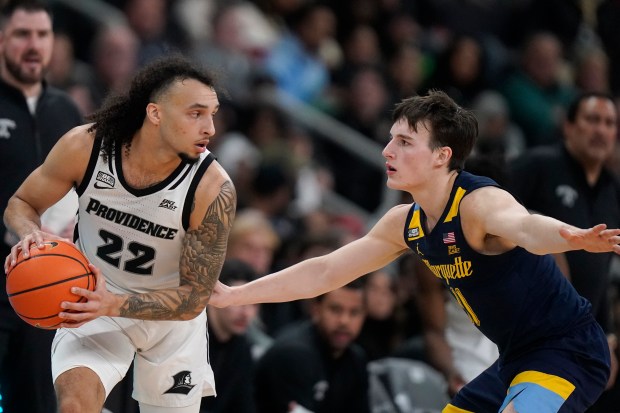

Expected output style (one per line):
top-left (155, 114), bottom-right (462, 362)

top-left (3, 55), bottom-right (236, 413)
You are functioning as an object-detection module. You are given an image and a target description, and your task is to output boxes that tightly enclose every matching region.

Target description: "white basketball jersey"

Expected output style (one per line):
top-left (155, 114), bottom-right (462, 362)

top-left (75, 138), bottom-right (215, 295)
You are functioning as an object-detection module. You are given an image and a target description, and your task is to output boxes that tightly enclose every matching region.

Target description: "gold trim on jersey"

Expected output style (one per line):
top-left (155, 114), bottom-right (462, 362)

top-left (442, 404), bottom-right (474, 413)
top-left (407, 207), bottom-right (425, 241)
top-left (510, 371), bottom-right (575, 400)
top-left (444, 187), bottom-right (467, 223)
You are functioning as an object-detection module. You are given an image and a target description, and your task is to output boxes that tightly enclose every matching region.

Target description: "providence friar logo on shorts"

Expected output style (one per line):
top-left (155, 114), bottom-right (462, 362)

top-left (163, 371), bottom-right (196, 395)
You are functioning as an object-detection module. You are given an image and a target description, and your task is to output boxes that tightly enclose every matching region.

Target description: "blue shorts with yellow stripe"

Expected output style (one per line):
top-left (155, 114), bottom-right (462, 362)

top-left (444, 319), bottom-right (610, 413)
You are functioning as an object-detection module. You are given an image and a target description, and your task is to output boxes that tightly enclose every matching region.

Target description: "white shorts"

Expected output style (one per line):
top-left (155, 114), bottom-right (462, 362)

top-left (51, 310), bottom-right (216, 407)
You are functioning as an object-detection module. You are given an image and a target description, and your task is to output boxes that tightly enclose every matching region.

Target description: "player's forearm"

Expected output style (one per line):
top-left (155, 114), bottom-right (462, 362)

top-left (115, 285), bottom-right (207, 320)
top-left (229, 256), bottom-right (338, 306)
top-left (3, 196), bottom-right (43, 238)
top-left (517, 214), bottom-right (576, 255)
top-left (114, 255), bottom-right (223, 321)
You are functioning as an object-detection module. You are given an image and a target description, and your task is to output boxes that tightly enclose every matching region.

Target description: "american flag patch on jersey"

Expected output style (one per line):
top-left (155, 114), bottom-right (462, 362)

top-left (443, 232), bottom-right (455, 244)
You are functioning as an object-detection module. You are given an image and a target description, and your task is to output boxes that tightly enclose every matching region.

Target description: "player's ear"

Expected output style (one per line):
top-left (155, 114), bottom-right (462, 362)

top-left (436, 146), bottom-right (452, 166)
top-left (146, 103), bottom-right (161, 125)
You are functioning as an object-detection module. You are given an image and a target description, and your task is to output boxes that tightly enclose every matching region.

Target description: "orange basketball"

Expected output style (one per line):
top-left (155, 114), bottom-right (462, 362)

top-left (5, 240), bottom-right (95, 329)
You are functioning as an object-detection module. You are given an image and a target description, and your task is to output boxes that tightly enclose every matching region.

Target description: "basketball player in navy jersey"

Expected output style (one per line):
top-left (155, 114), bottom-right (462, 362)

top-left (210, 90), bottom-right (620, 412)
top-left (3, 55), bottom-right (235, 412)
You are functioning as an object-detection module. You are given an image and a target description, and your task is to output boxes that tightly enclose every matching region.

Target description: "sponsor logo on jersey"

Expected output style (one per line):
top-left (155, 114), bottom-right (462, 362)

top-left (407, 227), bottom-right (420, 238)
top-left (94, 171), bottom-right (116, 189)
top-left (163, 371), bottom-right (196, 395)
top-left (85, 197), bottom-right (178, 240)
top-left (159, 199), bottom-right (177, 211)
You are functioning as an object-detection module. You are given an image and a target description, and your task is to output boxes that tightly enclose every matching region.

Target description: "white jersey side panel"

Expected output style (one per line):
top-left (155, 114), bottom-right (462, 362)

top-left (76, 145), bottom-right (213, 295)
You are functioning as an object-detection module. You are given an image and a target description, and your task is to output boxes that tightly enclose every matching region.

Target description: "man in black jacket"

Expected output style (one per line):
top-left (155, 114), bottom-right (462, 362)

top-left (254, 279), bottom-right (369, 413)
top-left (0, 1), bottom-right (82, 411)
top-left (508, 91), bottom-right (620, 411)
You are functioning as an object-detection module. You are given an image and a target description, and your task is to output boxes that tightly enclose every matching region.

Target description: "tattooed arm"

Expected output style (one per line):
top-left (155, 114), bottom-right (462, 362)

top-left (58, 163), bottom-right (237, 325)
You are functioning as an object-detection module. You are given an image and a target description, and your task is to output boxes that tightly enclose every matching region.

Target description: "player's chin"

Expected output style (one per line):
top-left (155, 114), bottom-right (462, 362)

top-left (178, 152), bottom-right (200, 164)
top-left (385, 177), bottom-right (403, 191)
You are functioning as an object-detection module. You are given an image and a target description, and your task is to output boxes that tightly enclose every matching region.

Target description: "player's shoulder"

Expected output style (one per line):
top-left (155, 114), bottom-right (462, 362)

top-left (54, 123), bottom-right (95, 155)
top-left (189, 156), bottom-right (237, 223)
top-left (370, 204), bottom-right (412, 236)
top-left (196, 157), bottom-right (235, 195)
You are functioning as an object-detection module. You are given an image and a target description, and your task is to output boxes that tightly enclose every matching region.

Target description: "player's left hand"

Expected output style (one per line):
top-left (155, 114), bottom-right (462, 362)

top-left (560, 224), bottom-right (620, 254)
top-left (58, 264), bottom-right (119, 328)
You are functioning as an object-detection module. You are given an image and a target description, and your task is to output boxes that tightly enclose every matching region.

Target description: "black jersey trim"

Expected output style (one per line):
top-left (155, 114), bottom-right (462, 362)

top-left (182, 153), bottom-right (216, 231)
top-left (114, 149), bottom-right (190, 197)
top-left (169, 164), bottom-right (193, 190)
top-left (76, 135), bottom-right (103, 197)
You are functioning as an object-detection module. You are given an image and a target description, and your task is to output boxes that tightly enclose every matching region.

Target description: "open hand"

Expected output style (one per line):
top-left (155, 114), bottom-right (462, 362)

top-left (560, 224), bottom-right (620, 254)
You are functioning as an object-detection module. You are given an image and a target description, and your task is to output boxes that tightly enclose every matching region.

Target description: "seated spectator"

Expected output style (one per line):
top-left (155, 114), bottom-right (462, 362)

top-left (254, 279), bottom-right (369, 413)
top-left (500, 31), bottom-right (577, 147)
top-left (356, 268), bottom-right (410, 361)
top-left (262, 3), bottom-right (337, 106)
top-left (201, 259), bottom-right (259, 413)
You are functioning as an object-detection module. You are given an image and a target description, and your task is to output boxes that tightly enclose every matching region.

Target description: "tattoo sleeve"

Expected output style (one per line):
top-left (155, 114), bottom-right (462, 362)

top-left (119, 181), bottom-right (236, 320)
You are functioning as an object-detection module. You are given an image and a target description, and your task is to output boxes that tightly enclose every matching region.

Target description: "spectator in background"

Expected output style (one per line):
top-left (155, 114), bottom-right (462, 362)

top-left (356, 267), bottom-right (412, 361)
top-left (597, 0), bottom-right (620, 96)
top-left (386, 41), bottom-right (427, 105)
top-left (227, 208), bottom-right (281, 277)
top-left (262, 2), bottom-right (336, 106)
top-left (225, 208), bottom-right (280, 358)
top-left (254, 280), bottom-right (369, 413)
top-left (573, 47), bottom-right (611, 94)
top-left (422, 35), bottom-right (488, 109)
top-left (201, 259), bottom-right (259, 413)
top-left (0, 1), bottom-right (82, 412)
top-left (321, 65), bottom-right (391, 212)
top-left (245, 162), bottom-right (297, 244)
top-left (86, 23), bottom-right (139, 108)
top-left (264, 231), bottom-right (345, 339)
top-left (332, 24), bottom-right (383, 94)
top-left (471, 90), bottom-right (526, 162)
top-left (124, 0), bottom-right (189, 66)
top-left (508, 92), bottom-right (620, 410)
top-left (46, 31), bottom-right (96, 115)
top-left (500, 31), bottom-right (577, 148)
top-left (191, 2), bottom-right (277, 104)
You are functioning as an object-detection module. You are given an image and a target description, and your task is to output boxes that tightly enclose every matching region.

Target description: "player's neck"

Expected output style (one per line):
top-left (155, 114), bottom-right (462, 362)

top-left (121, 138), bottom-right (182, 190)
top-left (414, 170), bottom-right (458, 226)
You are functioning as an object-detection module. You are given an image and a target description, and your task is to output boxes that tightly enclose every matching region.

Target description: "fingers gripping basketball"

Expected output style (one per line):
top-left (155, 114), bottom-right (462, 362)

top-left (5, 240), bottom-right (95, 329)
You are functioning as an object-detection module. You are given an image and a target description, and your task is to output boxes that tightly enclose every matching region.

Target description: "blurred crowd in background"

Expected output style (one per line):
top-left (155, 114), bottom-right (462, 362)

top-left (4, 0), bottom-right (620, 412)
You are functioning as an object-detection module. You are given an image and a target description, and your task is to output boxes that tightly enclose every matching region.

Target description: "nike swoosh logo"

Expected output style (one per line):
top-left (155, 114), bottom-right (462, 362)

top-left (94, 182), bottom-right (114, 189)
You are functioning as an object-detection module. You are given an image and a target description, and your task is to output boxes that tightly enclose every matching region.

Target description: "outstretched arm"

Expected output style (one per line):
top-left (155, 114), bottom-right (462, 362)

top-left (462, 186), bottom-right (620, 255)
top-left (209, 205), bottom-right (411, 308)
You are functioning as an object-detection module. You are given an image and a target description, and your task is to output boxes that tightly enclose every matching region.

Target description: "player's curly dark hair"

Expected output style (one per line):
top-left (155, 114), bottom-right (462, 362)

top-left (86, 54), bottom-right (217, 161)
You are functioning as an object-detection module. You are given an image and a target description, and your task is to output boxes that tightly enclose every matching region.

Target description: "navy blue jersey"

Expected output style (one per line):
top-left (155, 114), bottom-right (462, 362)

top-left (403, 171), bottom-right (593, 360)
